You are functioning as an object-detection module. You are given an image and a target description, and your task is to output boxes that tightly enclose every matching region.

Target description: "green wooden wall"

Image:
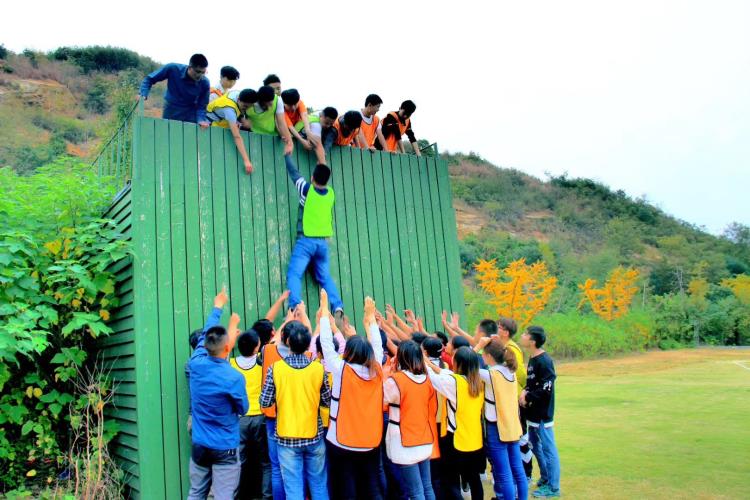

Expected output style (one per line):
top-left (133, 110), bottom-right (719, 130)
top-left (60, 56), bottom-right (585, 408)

top-left (117, 116), bottom-right (464, 498)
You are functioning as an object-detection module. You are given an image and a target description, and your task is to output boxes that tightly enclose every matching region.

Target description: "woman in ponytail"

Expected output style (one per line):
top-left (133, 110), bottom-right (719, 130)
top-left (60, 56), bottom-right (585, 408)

top-left (424, 346), bottom-right (486, 499)
top-left (475, 336), bottom-right (528, 500)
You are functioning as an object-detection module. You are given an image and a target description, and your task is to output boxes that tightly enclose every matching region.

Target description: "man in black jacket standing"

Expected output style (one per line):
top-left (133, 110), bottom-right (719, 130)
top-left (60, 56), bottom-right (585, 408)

top-left (520, 326), bottom-right (561, 498)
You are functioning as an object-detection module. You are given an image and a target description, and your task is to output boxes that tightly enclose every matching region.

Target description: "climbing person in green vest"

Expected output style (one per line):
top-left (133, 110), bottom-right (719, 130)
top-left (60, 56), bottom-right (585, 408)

top-left (284, 153), bottom-right (345, 325)
top-left (242, 85), bottom-right (293, 155)
top-left (206, 89), bottom-right (257, 174)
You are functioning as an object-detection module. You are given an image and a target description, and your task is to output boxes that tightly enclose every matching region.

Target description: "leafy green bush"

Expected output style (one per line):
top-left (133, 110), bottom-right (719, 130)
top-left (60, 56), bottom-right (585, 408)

top-left (50, 46), bottom-right (156, 74)
top-left (84, 78), bottom-right (110, 114)
top-left (30, 115), bottom-right (92, 144)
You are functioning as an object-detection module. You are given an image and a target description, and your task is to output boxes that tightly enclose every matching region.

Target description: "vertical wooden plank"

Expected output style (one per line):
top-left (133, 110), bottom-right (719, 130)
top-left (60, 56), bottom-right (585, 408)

top-left (436, 158), bottom-right (466, 322)
top-left (427, 157), bottom-right (452, 328)
top-left (403, 155), bottom-right (425, 319)
top-left (411, 155), bottom-right (436, 331)
top-left (224, 131), bottom-right (245, 329)
top-left (371, 151), bottom-right (394, 309)
top-left (392, 153), bottom-right (415, 314)
top-left (274, 138), bottom-right (292, 313)
top-left (352, 148), bottom-right (374, 309)
top-left (211, 128), bottom-right (230, 295)
top-left (250, 134), bottom-right (271, 317)
top-left (131, 117), bottom-right (166, 499)
top-left (362, 150), bottom-right (384, 306)
top-left (238, 130), bottom-right (258, 324)
top-left (342, 147), bottom-right (363, 326)
top-left (329, 147), bottom-right (354, 317)
top-left (198, 127), bottom-right (218, 319)
top-left (262, 135), bottom-right (282, 309)
top-left (381, 152), bottom-right (404, 311)
top-left (153, 119), bottom-right (181, 497)
top-left (183, 125), bottom-right (203, 333)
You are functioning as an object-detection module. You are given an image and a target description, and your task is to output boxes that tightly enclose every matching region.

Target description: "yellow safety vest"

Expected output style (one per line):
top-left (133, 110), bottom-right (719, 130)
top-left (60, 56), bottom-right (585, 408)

top-left (206, 93), bottom-right (241, 129)
top-left (320, 369), bottom-right (333, 427)
top-left (274, 360), bottom-right (324, 439)
top-left (450, 374), bottom-right (484, 452)
top-left (229, 358), bottom-right (262, 416)
top-left (489, 368), bottom-right (523, 442)
top-left (506, 340), bottom-right (526, 394)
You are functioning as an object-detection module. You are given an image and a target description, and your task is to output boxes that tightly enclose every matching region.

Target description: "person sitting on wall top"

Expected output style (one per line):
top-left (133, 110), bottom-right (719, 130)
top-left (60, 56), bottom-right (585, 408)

top-left (380, 99), bottom-right (421, 156)
top-left (333, 110), bottom-right (366, 148)
top-left (209, 65), bottom-right (240, 102)
top-left (282, 88), bottom-right (320, 154)
top-left (206, 89), bottom-right (258, 174)
top-left (241, 85), bottom-right (293, 155)
top-left (358, 94), bottom-right (387, 151)
top-left (139, 53), bottom-right (211, 128)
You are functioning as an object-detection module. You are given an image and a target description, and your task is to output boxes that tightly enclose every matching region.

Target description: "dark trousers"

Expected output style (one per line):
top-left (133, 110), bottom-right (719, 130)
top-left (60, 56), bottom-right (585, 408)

top-left (328, 441), bottom-right (383, 500)
top-left (520, 405), bottom-right (533, 479)
top-left (238, 415), bottom-right (272, 499)
top-left (441, 433), bottom-right (484, 500)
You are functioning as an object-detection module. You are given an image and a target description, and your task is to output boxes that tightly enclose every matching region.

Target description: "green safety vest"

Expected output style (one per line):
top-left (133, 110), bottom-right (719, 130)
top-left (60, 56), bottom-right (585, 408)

top-left (246, 95), bottom-right (279, 135)
top-left (302, 186), bottom-right (335, 237)
top-left (295, 114), bottom-right (320, 132)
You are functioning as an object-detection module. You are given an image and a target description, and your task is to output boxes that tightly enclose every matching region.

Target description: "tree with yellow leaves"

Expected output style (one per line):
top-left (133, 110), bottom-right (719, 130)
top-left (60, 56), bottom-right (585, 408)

top-left (721, 274), bottom-right (750, 305)
top-left (474, 258), bottom-right (557, 328)
top-left (578, 267), bottom-right (640, 321)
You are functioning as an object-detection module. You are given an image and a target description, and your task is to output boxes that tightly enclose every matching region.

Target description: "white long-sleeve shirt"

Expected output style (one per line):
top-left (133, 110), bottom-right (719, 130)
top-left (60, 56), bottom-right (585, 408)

top-left (479, 365), bottom-right (516, 421)
top-left (320, 316), bottom-right (384, 451)
top-left (427, 368), bottom-right (459, 433)
top-left (383, 371), bottom-right (433, 464)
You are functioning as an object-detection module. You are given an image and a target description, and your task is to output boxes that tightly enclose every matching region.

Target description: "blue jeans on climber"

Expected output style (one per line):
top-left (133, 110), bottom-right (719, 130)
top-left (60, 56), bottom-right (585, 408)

top-left (287, 236), bottom-right (344, 313)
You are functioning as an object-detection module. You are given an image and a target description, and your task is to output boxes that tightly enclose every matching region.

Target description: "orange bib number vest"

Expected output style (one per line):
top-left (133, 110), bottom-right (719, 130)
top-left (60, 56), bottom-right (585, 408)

top-left (359, 114), bottom-right (380, 148)
top-left (389, 372), bottom-right (438, 449)
top-left (384, 112), bottom-right (409, 152)
top-left (333, 118), bottom-right (360, 146)
top-left (331, 363), bottom-right (384, 449)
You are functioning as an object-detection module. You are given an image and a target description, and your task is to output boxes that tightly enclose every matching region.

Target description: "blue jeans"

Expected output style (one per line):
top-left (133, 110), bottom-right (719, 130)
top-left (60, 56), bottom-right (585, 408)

top-left (277, 438), bottom-right (329, 499)
top-left (287, 236), bottom-right (344, 312)
top-left (486, 424), bottom-right (528, 500)
top-left (265, 419), bottom-right (285, 500)
top-left (528, 422), bottom-right (561, 491)
top-left (397, 460), bottom-right (435, 500)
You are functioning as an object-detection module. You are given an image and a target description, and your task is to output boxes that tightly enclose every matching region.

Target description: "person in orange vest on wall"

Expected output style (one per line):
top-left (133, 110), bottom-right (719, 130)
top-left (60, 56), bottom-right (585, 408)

top-left (357, 94), bottom-right (388, 151)
top-left (333, 110), bottom-right (367, 148)
top-left (384, 340), bottom-right (438, 500)
top-left (209, 66), bottom-right (240, 103)
top-left (281, 88), bottom-right (320, 154)
top-left (260, 320), bottom-right (331, 500)
top-left (380, 100), bottom-right (421, 156)
top-left (319, 291), bottom-right (385, 499)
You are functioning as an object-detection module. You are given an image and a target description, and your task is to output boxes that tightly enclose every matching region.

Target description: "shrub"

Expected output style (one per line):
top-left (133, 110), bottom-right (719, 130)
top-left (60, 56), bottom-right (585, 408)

top-left (0, 44), bottom-right (8, 59)
top-left (84, 78), bottom-right (110, 114)
top-left (50, 46), bottom-right (156, 74)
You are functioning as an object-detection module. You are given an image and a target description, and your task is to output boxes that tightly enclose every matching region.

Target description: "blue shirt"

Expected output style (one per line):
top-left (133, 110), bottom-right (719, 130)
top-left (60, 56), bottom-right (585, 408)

top-left (188, 307), bottom-right (249, 450)
top-left (140, 63), bottom-right (210, 124)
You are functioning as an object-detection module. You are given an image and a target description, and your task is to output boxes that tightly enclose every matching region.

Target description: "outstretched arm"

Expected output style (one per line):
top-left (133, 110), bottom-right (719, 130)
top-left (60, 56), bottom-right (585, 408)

top-left (265, 290), bottom-right (290, 322)
top-left (229, 121), bottom-right (253, 174)
top-left (276, 113), bottom-right (294, 155)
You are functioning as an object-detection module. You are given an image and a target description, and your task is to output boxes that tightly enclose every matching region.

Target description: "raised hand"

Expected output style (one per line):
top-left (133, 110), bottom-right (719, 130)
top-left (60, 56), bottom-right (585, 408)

top-left (363, 296), bottom-right (376, 329)
top-left (214, 286), bottom-right (229, 309)
top-left (441, 310), bottom-right (449, 326)
top-left (450, 312), bottom-right (460, 329)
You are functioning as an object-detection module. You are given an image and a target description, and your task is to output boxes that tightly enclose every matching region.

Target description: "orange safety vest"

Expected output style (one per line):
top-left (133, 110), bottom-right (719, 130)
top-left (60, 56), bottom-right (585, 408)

top-left (384, 111), bottom-right (410, 152)
top-left (331, 363), bottom-right (384, 448)
top-left (333, 118), bottom-right (360, 146)
top-left (210, 88), bottom-right (223, 99)
top-left (389, 372), bottom-right (438, 448)
top-left (261, 343), bottom-right (312, 417)
top-left (359, 114), bottom-right (380, 148)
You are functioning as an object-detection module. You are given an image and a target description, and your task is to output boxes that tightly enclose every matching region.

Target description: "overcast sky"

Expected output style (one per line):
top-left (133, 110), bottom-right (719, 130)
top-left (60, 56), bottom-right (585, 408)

top-left (5, 0), bottom-right (748, 234)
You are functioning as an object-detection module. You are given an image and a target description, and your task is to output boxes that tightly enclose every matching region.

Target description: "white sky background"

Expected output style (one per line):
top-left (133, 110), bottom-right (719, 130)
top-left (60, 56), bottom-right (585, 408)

top-left (4, 0), bottom-right (749, 234)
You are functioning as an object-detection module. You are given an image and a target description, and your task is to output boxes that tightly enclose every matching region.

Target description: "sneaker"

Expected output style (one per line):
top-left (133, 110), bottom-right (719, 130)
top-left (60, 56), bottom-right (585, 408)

top-left (532, 485), bottom-right (561, 497)
top-left (334, 309), bottom-right (345, 332)
top-left (536, 478), bottom-right (549, 488)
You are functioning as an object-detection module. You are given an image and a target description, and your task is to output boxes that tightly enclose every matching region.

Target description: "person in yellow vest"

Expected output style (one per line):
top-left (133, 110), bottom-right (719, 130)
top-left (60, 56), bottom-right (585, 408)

top-left (384, 340), bottom-right (438, 500)
top-left (475, 336), bottom-right (529, 500)
top-left (206, 89), bottom-right (257, 174)
top-left (357, 94), bottom-right (387, 151)
top-left (319, 291), bottom-right (385, 499)
top-left (209, 66), bottom-right (240, 102)
top-left (242, 85), bottom-right (293, 154)
top-left (260, 321), bottom-right (331, 499)
top-left (380, 100), bottom-right (421, 156)
top-left (230, 329), bottom-right (272, 500)
top-left (424, 346), bottom-right (486, 499)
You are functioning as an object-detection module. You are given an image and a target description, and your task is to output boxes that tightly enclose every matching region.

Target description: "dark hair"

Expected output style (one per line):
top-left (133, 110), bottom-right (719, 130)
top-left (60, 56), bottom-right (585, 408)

top-left (263, 74), bottom-right (281, 86)
top-left (400, 100), bottom-right (416, 115)
top-left (220, 65), bottom-right (240, 80)
top-left (342, 110), bottom-right (363, 130)
top-left (322, 106), bottom-right (338, 120)
top-left (189, 54), bottom-right (208, 68)
top-left (257, 85), bottom-right (275, 103)
top-left (315, 334), bottom-right (339, 354)
top-left (526, 326), bottom-right (546, 348)
top-left (365, 94), bottom-right (383, 107)
top-left (312, 164), bottom-right (331, 186)
top-left (343, 335), bottom-right (378, 376)
top-left (498, 317), bottom-right (518, 337)
top-left (422, 337), bottom-right (443, 358)
top-left (238, 89), bottom-right (258, 104)
top-left (483, 340), bottom-right (518, 372)
top-left (204, 325), bottom-right (228, 356)
top-left (281, 88), bottom-right (300, 106)
top-left (252, 319), bottom-right (274, 346)
top-left (453, 347), bottom-right (482, 397)
top-left (434, 331), bottom-right (449, 346)
top-left (189, 328), bottom-right (203, 350)
top-left (237, 329), bottom-right (260, 357)
top-left (478, 319), bottom-right (498, 337)
top-left (284, 321), bottom-right (311, 354)
top-left (397, 340), bottom-right (425, 375)
top-left (451, 336), bottom-right (470, 350)
top-left (411, 332), bottom-right (428, 345)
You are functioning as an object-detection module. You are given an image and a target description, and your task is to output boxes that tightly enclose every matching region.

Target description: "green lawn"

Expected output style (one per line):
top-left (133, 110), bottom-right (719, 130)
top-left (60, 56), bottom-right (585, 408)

top-left (549, 348), bottom-right (750, 499)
